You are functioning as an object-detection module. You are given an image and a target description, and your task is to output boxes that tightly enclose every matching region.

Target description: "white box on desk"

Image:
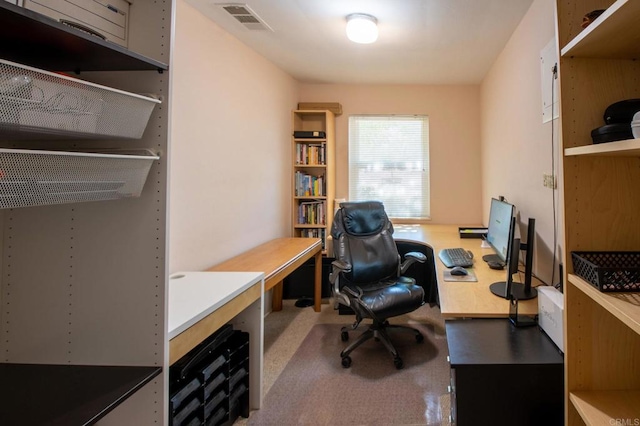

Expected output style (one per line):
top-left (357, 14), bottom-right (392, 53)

top-left (538, 286), bottom-right (564, 352)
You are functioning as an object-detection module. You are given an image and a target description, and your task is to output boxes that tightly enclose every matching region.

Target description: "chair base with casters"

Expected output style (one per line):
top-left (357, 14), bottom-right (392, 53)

top-left (340, 317), bottom-right (424, 369)
top-left (335, 281), bottom-right (426, 369)
top-left (329, 201), bottom-right (428, 370)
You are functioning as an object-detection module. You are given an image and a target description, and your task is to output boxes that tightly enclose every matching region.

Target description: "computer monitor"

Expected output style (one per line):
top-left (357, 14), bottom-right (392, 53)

top-left (483, 198), bottom-right (515, 265)
top-left (490, 216), bottom-right (538, 300)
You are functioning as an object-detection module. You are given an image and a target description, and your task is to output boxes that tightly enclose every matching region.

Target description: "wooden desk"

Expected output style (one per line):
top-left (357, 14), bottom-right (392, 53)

top-left (206, 237), bottom-right (323, 312)
top-left (393, 224), bottom-right (539, 318)
top-left (168, 271), bottom-right (264, 408)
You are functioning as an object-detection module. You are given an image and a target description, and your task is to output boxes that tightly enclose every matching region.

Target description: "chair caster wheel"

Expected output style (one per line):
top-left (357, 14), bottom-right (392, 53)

top-left (341, 356), bottom-right (352, 368)
top-left (394, 356), bottom-right (404, 369)
top-left (341, 331), bottom-right (349, 341)
top-left (416, 333), bottom-right (424, 343)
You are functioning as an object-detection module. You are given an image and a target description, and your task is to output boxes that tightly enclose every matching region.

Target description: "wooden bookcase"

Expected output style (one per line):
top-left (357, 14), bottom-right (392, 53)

top-left (555, 1), bottom-right (640, 424)
top-left (291, 110), bottom-right (335, 254)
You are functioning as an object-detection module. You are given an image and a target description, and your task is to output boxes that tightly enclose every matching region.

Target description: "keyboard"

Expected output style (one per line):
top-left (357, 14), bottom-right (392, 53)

top-left (438, 248), bottom-right (474, 268)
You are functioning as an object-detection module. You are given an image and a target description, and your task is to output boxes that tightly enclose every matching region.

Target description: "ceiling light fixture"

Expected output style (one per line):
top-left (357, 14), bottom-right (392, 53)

top-left (346, 14), bottom-right (378, 44)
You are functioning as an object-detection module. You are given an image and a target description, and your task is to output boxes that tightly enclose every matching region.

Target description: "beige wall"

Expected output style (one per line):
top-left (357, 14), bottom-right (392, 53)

top-left (480, 0), bottom-right (561, 285)
top-left (298, 84), bottom-right (482, 225)
top-left (169, 0), bottom-right (298, 272)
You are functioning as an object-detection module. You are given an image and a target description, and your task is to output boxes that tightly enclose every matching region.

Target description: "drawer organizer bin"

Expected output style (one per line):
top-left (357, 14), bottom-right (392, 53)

top-left (0, 59), bottom-right (160, 139)
top-left (24, 0), bottom-right (131, 48)
top-left (571, 251), bottom-right (640, 292)
top-left (0, 148), bottom-right (159, 209)
top-left (170, 324), bottom-right (250, 426)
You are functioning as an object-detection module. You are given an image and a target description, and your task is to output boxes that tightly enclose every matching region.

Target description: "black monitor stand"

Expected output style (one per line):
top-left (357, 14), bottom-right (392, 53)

top-left (490, 281), bottom-right (538, 300)
top-left (489, 218), bottom-right (538, 300)
top-left (490, 237), bottom-right (533, 299)
top-left (521, 218), bottom-right (537, 298)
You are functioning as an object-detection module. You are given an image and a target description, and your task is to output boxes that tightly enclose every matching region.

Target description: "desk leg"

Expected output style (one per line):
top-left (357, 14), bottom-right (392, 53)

top-left (314, 251), bottom-right (321, 312)
top-left (271, 281), bottom-right (283, 311)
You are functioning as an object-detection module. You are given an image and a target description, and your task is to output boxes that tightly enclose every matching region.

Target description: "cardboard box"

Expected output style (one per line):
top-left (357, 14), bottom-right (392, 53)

top-left (298, 102), bottom-right (342, 116)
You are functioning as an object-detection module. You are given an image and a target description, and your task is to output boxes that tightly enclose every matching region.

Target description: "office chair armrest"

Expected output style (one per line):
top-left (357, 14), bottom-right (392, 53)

top-left (329, 259), bottom-right (351, 284)
top-left (399, 251), bottom-right (426, 275)
top-left (330, 260), bottom-right (352, 307)
top-left (340, 285), bottom-right (381, 324)
top-left (331, 259), bottom-right (351, 273)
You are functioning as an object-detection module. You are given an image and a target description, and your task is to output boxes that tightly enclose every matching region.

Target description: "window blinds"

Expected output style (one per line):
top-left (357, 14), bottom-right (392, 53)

top-left (348, 115), bottom-right (430, 220)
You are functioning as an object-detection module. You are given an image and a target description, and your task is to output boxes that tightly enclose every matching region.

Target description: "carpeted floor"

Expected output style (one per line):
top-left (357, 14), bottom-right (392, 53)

top-left (238, 300), bottom-right (452, 426)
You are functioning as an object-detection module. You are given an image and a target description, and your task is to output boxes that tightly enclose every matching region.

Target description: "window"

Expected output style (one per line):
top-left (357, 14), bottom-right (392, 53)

top-left (348, 115), bottom-right (430, 220)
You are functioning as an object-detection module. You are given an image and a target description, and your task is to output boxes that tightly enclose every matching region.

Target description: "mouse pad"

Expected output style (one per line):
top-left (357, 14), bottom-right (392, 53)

top-left (443, 269), bottom-right (478, 282)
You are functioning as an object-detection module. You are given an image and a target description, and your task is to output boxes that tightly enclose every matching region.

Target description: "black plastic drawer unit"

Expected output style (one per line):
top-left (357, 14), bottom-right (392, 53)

top-left (169, 324), bottom-right (250, 426)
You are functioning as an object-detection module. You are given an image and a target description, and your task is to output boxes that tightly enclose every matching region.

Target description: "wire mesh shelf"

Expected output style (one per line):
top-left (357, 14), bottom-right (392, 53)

top-left (0, 148), bottom-right (160, 209)
top-left (0, 59), bottom-right (161, 139)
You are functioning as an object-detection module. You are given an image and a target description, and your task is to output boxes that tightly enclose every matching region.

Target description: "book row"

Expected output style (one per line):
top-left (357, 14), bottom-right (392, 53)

top-left (295, 143), bottom-right (326, 165)
top-left (294, 171), bottom-right (325, 197)
top-left (297, 201), bottom-right (326, 225)
top-left (299, 228), bottom-right (326, 249)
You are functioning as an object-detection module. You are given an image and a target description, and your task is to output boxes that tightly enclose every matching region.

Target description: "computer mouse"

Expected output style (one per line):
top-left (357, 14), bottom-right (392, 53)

top-left (450, 266), bottom-right (469, 276)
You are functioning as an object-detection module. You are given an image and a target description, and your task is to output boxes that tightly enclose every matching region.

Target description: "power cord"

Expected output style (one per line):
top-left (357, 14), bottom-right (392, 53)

top-left (520, 63), bottom-right (559, 289)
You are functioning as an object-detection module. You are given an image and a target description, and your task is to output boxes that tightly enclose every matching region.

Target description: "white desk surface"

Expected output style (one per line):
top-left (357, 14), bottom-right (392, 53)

top-left (168, 271), bottom-right (264, 339)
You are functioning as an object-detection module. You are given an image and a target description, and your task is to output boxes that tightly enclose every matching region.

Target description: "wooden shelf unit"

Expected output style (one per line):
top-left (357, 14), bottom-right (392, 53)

top-left (291, 110), bottom-right (335, 253)
top-left (560, 0), bottom-right (640, 59)
top-left (564, 138), bottom-right (640, 157)
top-left (568, 274), bottom-right (640, 335)
top-left (556, 1), bottom-right (640, 425)
top-left (570, 390), bottom-right (640, 425)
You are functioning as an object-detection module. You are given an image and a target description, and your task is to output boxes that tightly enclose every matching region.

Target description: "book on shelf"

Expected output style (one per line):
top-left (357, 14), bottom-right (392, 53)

top-left (295, 143), bottom-right (326, 165)
top-left (294, 171), bottom-right (325, 197)
top-left (300, 228), bottom-right (326, 249)
top-left (298, 200), bottom-right (325, 225)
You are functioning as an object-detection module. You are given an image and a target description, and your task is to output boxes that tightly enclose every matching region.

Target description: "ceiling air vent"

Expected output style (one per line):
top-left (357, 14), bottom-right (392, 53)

top-left (217, 3), bottom-right (273, 31)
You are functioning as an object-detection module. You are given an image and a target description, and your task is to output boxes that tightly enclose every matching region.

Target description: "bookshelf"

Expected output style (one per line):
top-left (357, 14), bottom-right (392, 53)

top-left (555, 1), bottom-right (640, 425)
top-left (0, 2), bottom-right (170, 423)
top-left (291, 110), bottom-right (335, 254)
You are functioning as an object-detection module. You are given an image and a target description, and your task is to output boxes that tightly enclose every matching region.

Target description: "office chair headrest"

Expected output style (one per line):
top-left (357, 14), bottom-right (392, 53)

top-left (339, 201), bottom-right (388, 236)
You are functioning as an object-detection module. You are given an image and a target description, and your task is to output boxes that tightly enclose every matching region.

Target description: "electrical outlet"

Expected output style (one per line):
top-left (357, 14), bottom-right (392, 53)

top-left (543, 173), bottom-right (556, 189)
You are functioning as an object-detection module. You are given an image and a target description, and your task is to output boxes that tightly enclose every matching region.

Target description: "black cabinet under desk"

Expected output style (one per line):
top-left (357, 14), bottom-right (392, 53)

top-left (445, 319), bottom-right (563, 426)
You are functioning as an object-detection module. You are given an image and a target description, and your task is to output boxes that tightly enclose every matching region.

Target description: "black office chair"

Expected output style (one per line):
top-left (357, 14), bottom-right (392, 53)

top-left (329, 201), bottom-right (426, 369)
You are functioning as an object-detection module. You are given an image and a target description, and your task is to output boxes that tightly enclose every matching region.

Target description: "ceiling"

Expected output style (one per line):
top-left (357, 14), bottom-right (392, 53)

top-left (184, 0), bottom-right (534, 85)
